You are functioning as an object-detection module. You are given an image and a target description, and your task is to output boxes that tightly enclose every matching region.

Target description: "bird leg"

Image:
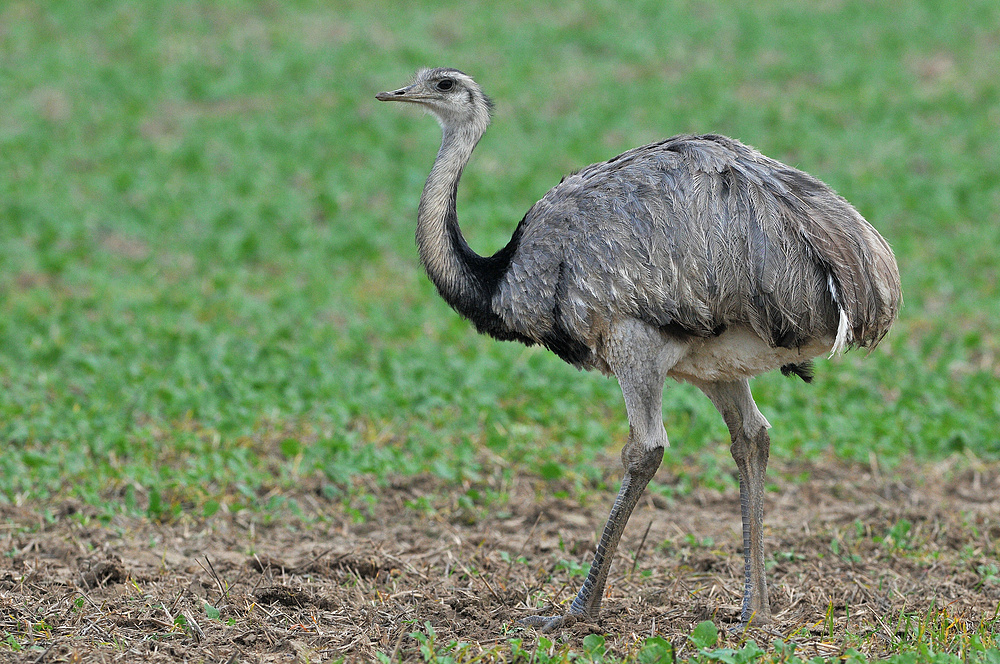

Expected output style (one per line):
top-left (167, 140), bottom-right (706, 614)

top-left (731, 421), bottom-right (771, 625)
top-left (521, 322), bottom-right (674, 632)
top-left (521, 439), bottom-right (663, 632)
top-left (699, 380), bottom-right (772, 626)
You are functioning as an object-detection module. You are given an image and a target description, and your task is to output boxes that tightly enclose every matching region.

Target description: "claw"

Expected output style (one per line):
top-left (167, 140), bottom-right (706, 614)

top-left (727, 619), bottom-right (782, 638)
top-left (726, 622), bottom-right (750, 637)
top-left (519, 613), bottom-right (579, 633)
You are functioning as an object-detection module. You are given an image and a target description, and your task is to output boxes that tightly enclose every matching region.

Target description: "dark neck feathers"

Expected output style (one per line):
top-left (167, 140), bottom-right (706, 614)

top-left (416, 120), bottom-right (527, 342)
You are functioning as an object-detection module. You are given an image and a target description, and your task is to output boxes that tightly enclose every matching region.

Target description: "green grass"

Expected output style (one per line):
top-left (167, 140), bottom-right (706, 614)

top-left (410, 617), bottom-right (1000, 663)
top-left (2, 0), bottom-right (998, 504)
top-left (1, 0), bottom-right (999, 615)
top-left (3, 1), bottom-right (1000, 661)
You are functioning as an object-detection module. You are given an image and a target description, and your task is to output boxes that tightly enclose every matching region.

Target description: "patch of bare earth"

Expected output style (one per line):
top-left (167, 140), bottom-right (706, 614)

top-left (2, 456), bottom-right (1000, 662)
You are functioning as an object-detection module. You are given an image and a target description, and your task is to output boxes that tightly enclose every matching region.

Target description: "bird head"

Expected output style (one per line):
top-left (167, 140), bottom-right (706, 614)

top-left (376, 67), bottom-right (493, 134)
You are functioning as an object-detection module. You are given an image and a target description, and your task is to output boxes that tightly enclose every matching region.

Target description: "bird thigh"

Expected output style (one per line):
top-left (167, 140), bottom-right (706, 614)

top-left (605, 319), bottom-right (687, 452)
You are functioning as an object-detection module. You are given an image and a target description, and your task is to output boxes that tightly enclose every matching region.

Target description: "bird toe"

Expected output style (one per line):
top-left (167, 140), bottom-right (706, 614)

top-left (518, 613), bottom-right (580, 633)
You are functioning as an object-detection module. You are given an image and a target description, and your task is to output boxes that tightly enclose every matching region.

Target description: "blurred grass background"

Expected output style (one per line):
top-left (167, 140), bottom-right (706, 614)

top-left (1, 0), bottom-right (997, 515)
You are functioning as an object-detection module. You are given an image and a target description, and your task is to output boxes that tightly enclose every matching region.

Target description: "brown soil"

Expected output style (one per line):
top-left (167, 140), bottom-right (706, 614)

top-left (2, 455), bottom-right (1000, 663)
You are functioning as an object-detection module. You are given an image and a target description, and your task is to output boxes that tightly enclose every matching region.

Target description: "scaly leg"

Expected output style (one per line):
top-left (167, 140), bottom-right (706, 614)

top-left (521, 321), bottom-right (678, 632)
top-left (521, 440), bottom-right (663, 632)
top-left (699, 379), bottom-right (772, 625)
top-left (732, 424), bottom-right (771, 624)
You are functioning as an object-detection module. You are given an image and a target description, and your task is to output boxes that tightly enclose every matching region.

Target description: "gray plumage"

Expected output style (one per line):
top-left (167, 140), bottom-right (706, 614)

top-left (377, 67), bottom-right (901, 630)
top-left (500, 133), bottom-right (898, 364)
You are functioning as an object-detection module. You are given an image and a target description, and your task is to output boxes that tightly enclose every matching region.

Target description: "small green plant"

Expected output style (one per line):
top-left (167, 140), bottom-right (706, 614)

top-left (684, 534), bottom-right (715, 549)
top-left (3, 633), bottom-right (22, 652)
top-left (884, 519), bottom-right (913, 551)
top-left (688, 621), bottom-right (719, 649)
top-left (829, 536), bottom-right (861, 563)
top-left (509, 636), bottom-right (571, 664)
top-left (409, 622), bottom-right (478, 663)
top-left (405, 496), bottom-right (437, 515)
top-left (554, 559), bottom-right (591, 578)
top-left (773, 550), bottom-right (805, 563)
top-left (975, 564), bottom-right (1000, 590)
top-left (581, 634), bottom-right (608, 663)
top-left (499, 551), bottom-right (527, 566)
top-left (637, 636), bottom-right (674, 664)
top-left (685, 622), bottom-right (768, 664)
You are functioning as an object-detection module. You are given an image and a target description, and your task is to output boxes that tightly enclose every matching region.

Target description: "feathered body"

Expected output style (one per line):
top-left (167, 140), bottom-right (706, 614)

top-left (490, 133), bottom-right (898, 375)
top-left (377, 67), bottom-right (901, 630)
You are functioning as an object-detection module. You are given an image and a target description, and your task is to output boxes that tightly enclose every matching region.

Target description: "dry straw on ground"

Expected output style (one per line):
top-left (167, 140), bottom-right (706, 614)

top-left (2, 455), bottom-right (1000, 662)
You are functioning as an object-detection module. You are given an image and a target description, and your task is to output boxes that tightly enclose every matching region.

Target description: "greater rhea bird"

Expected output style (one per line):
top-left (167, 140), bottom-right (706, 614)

top-left (377, 68), bottom-right (901, 630)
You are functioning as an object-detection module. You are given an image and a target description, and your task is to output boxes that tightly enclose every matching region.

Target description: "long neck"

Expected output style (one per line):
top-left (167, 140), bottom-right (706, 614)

top-left (416, 122), bottom-right (490, 308)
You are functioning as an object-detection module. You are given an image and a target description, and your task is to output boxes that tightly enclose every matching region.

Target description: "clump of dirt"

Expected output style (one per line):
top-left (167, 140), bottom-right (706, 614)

top-left (80, 558), bottom-right (128, 588)
top-left (2, 455), bottom-right (1000, 662)
top-left (254, 585), bottom-right (321, 609)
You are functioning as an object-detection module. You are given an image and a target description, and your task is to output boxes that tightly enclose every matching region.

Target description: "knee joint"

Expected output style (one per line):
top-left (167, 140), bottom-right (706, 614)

top-left (622, 443), bottom-right (663, 480)
top-left (730, 425), bottom-right (770, 464)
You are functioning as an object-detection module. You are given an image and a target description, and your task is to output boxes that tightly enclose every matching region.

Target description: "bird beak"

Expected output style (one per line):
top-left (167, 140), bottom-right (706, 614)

top-left (375, 84), bottom-right (428, 103)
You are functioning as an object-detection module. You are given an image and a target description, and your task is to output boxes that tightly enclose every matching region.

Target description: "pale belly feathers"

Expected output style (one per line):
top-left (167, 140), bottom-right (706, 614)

top-left (668, 326), bottom-right (834, 384)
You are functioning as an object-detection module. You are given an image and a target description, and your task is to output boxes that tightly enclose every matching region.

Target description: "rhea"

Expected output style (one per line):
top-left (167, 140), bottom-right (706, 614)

top-left (376, 68), bottom-right (900, 630)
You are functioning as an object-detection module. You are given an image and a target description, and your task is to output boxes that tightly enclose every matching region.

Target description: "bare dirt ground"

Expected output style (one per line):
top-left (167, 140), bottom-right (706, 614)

top-left (3, 454), bottom-right (1000, 663)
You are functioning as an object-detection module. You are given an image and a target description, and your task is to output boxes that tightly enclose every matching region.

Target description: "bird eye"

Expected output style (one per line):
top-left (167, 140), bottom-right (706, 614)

top-left (436, 79), bottom-right (454, 91)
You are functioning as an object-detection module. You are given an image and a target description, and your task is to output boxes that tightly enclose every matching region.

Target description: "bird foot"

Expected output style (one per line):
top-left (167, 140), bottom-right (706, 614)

top-left (727, 616), bottom-right (780, 638)
top-left (726, 622), bottom-right (751, 637)
top-left (519, 612), bottom-right (581, 633)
